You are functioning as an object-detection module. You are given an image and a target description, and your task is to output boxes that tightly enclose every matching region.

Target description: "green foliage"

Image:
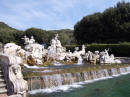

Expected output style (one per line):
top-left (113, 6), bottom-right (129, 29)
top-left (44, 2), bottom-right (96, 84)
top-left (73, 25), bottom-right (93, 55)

top-left (24, 28), bottom-right (75, 46)
top-left (66, 43), bottom-right (130, 57)
top-left (74, 1), bottom-right (130, 44)
top-left (0, 22), bottom-right (22, 44)
top-left (52, 29), bottom-right (76, 46)
top-left (0, 22), bottom-right (75, 46)
top-left (24, 28), bottom-right (54, 46)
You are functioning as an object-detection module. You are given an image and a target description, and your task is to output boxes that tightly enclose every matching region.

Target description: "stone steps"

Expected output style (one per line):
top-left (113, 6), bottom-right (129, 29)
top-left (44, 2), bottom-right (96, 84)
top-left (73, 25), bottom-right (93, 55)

top-left (0, 66), bottom-right (7, 94)
top-left (0, 72), bottom-right (3, 75)
top-left (0, 81), bottom-right (6, 85)
top-left (0, 79), bottom-right (5, 82)
top-left (0, 74), bottom-right (4, 77)
top-left (0, 83), bottom-right (6, 88)
top-left (0, 87), bottom-right (7, 93)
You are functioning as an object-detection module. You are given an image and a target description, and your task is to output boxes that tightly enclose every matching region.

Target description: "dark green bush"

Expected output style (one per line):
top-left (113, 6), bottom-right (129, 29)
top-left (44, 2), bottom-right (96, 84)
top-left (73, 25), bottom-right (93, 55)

top-left (66, 43), bottom-right (130, 57)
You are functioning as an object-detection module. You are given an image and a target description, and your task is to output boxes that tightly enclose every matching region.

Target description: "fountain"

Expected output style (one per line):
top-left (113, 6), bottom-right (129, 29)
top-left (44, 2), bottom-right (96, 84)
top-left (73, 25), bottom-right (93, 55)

top-left (1, 33), bottom-right (130, 97)
top-left (1, 34), bottom-right (128, 67)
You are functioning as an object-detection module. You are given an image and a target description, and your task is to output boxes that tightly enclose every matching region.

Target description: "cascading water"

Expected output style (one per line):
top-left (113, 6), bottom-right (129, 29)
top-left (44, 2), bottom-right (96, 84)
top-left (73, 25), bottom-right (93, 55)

top-left (126, 67), bottom-right (130, 71)
top-left (77, 56), bottom-right (83, 64)
top-left (28, 66), bottom-right (130, 93)
top-left (83, 72), bottom-right (89, 80)
top-left (111, 68), bottom-right (119, 76)
top-left (120, 67), bottom-right (127, 74)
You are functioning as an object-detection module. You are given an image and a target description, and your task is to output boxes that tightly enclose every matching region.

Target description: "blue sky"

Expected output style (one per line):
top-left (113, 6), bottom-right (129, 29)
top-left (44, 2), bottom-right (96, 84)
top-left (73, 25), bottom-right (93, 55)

top-left (0, 0), bottom-right (129, 30)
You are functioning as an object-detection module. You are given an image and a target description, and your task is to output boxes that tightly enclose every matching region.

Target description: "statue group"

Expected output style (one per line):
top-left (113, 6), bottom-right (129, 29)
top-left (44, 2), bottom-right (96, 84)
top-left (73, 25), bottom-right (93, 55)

top-left (85, 49), bottom-right (121, 64)
top-left (2, 34), bottom-right (121, 66)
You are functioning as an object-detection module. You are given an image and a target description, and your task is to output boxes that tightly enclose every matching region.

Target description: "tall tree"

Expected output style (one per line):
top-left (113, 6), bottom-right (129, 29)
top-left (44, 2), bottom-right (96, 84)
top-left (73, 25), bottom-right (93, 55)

top-left (74, 1), bottom-right (130, 44)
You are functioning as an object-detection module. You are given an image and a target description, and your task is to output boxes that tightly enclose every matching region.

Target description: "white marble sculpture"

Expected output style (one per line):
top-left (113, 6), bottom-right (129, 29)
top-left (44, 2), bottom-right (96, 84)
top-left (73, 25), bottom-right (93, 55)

top-left (3, 43), bottom-right (21, 56)
top-left (47, 34), bottom-right (88, 64)
top-left (84, 49), bottom-right (121, 64)
top-left (0, 53), bottom-right (28, 97)
top-left (47, 34), bottom-right (66, 61)
top-left (85, 51), bottom-right (97, 64)
top-left (22, 35), bottom-right (45, 64)
top-left (3, 43), bottom-right (26, 59)
top-left (99, 49), bottom-right (121, 64)
top-left (73, 45), bottom-right (86, 58)
top-left (2, 34), bottom-right (123, 66)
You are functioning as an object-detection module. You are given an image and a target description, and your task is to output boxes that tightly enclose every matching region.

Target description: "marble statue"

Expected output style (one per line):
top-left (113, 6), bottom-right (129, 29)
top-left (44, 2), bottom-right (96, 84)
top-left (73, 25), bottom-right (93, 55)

top-left (73, 45), bottom-right (86, 57)
top-left (0, 53), bottom-right (28, 97)
top-left (20, 34), bottom-right (87, 64)
top-left (2, 34), bottom-right (123, 66)
top-left (99, 49), bottom-right (121, 64)
top-left (3, 36), bottom-right (44, 65)
top-left (22, 36), bottom-right (45, 65)
top-left (47, 34), bottom-right (66, 61)
top-left (3, 43), bottom-right (24, 56)
top-left (46, 34), bottom-right (87, 63)
top-left (85, 51), bottom-right (96, 64)
top-left (84, 49), bottom-right (122, 64)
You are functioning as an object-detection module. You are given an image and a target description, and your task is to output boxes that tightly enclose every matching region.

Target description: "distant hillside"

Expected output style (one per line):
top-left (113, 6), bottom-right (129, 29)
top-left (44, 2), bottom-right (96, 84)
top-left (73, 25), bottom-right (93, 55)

top-left (0, 22), bottom-right (22, 44)
top-left (49, 29), bottom-right (73, 33)
top-left (0, 22), bottom-right (75, 46)
top-left (0, 22), bottom-right (12, 29)
top-left (50, 29), bottom-right (75, 45)
top-left (0, 22), bottom-right (19, 33)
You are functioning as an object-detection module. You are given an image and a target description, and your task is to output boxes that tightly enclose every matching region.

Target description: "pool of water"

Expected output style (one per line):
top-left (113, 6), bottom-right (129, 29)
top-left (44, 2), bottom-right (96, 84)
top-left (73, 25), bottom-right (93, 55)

top-left (28, 73), bottom-right (130, 97)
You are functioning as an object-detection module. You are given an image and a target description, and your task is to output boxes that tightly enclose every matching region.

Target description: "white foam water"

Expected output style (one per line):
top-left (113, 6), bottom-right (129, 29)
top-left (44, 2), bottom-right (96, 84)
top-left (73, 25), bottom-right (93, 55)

top-left (29, 84), bottom-right (82, 94)
top-left (24, 64), bottom-right (47, 69)
top-left (33, 70), bottom-right (54, 73)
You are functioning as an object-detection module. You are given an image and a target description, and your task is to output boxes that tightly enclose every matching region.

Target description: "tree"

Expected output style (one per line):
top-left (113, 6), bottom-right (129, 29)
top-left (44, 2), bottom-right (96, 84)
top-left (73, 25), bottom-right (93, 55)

top-left (74, 1), bottom-right (130, 44)
top-left (24, 28), bottom-right (54, 46)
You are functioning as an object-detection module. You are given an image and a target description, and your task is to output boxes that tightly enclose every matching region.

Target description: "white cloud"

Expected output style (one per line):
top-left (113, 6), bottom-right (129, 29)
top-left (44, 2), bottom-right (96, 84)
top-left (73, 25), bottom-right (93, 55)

top-left (0, 0), bottom-right (129, 30)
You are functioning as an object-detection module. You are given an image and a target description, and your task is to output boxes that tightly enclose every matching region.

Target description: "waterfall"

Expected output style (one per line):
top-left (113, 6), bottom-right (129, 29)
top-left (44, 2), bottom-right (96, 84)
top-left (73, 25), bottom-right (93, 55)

top-left (120, 67), bottom-right (127, 73)
top-left (28, 66), bottom-right (130, 91)
top-left (126, 67), bottom-right (130, 72)
top-left (103, 69), bottom-right (109, 77)
top-left (111, 68), bottom-right (119, 76)
top-left (83, 72), bottom-right (89, 81)
top-left (77, 56), bottom-right (83, 64)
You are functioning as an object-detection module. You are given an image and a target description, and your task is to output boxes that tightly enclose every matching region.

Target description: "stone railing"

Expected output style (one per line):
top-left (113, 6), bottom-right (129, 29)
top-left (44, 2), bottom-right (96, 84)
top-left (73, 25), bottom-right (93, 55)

top-left (0, 53), bottom-right (28, 97)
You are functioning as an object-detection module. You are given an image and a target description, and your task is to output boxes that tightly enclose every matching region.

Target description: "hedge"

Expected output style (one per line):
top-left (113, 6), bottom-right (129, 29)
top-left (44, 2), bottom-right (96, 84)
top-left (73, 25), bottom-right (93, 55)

top-left (65, 43), bottom-right (130, 57)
